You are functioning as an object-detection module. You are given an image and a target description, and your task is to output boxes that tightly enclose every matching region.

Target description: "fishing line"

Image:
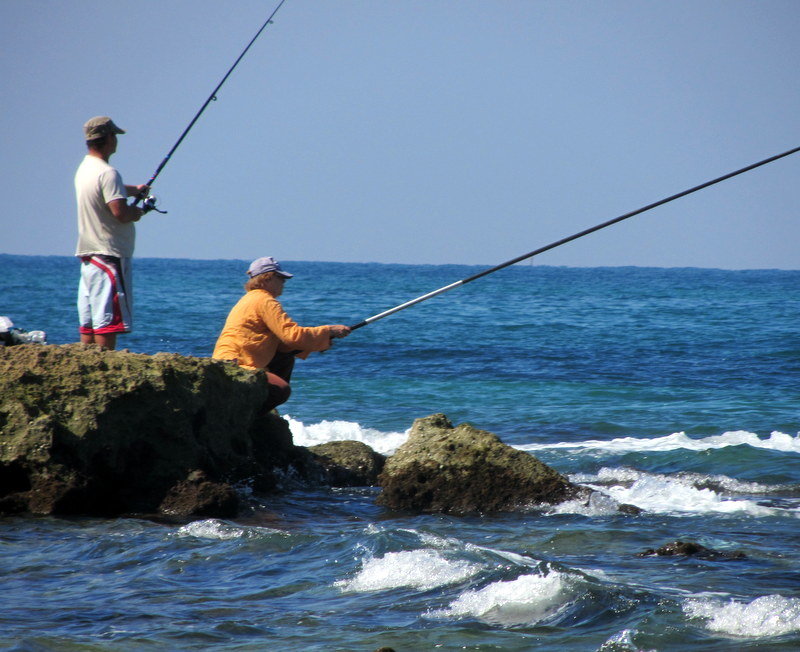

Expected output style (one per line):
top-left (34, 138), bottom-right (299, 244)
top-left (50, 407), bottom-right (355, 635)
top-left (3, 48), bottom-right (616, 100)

top-left (349, 145), bottom-right (800, 330)
top-left (134, 0), bottom-right (288, 209)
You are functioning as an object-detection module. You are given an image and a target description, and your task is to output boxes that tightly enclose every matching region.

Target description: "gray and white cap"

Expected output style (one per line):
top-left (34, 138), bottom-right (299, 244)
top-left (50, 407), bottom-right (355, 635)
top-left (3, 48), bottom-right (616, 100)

top-left (247, 256), bottom-right (293, 279)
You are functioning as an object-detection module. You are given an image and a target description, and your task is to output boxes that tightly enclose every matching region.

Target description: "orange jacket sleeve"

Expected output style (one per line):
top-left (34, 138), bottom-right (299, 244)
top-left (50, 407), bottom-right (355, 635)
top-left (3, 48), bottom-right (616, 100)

top-left (256, 295), bottom-right (331, 352)
top-left (213, 290), bottom-right (331, 369)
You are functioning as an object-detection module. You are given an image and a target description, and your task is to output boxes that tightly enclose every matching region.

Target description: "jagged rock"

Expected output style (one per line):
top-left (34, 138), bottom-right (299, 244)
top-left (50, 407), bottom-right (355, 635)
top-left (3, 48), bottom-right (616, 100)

top-left (376, 414), bottom-right (590, 514)
top-left (159, 470), bottom-right (239, 518)
top-left (637, 540), bottom-right (747, 560)
top-left (0, 344), bottom-right (302, 517)
top-left (308, 440), bottom-right (386, 486)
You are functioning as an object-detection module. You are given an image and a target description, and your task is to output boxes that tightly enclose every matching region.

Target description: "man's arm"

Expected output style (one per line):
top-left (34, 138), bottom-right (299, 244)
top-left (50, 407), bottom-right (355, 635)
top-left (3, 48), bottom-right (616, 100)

top-left (107, 198), bottom-right (143, 223)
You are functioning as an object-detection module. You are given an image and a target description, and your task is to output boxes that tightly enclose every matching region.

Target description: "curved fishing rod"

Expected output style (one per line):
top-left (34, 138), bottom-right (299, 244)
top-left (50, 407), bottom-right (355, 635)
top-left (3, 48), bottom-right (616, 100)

top-left (350, 144), bottom-right (800, 330)
top-left (134, 0), bottom-right (288, 207)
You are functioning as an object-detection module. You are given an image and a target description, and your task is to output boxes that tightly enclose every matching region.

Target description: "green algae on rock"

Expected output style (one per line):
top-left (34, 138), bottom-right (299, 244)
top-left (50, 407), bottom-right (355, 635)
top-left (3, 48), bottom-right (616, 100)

top-left (308, 440), bottom-right (386, 487)
top-left (0, 344), bottom-right (296, 517)
top-left (377, 413), bottom-right (590, 514)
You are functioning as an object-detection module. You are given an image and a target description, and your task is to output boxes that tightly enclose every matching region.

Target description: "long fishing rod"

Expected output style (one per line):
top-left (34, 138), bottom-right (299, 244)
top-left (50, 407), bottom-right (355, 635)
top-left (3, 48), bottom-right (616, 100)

top-left (350, 144), bottom-right (800, 331)
top-left (134, 0), bottom-right (288, 209)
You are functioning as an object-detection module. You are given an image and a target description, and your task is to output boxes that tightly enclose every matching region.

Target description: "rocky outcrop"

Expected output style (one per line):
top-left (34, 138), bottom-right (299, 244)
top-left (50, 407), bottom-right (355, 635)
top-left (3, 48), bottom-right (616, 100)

top-left (1, 345), bottom-right (637, 521)
top-left (0, 344), bottom-right (301, 517)
top-left (308, 441), bottom-right (386, 487)
top-left (377, 414), bottom-right (591, 514)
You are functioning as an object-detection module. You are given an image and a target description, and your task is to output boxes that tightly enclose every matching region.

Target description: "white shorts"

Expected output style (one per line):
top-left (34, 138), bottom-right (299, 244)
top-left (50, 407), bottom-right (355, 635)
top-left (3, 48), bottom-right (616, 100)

top-left (77, 255), bottom-right (133, 334)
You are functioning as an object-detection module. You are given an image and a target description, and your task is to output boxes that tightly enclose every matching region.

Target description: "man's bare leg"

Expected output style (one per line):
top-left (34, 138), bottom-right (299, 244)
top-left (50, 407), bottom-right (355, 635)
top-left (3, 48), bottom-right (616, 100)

top-left (80, 332), bottom-right (117, 349)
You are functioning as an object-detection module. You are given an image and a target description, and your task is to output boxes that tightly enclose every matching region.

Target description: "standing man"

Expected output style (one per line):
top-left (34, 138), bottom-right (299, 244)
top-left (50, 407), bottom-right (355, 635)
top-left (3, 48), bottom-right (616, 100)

top-left (75, 116), bottom-right (150, 350)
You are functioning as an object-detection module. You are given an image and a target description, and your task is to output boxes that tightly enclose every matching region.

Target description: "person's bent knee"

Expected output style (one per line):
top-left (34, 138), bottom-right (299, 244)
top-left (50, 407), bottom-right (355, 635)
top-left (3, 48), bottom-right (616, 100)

top-left (265, 372), bottom-right (291, 410)
top-left (270, 383), bottom-right (291, 408)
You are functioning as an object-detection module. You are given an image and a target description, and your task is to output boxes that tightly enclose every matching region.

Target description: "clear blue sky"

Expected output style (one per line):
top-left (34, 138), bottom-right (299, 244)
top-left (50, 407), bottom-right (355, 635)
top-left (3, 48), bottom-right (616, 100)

top-left (2, 0), bottom-right (798, 269)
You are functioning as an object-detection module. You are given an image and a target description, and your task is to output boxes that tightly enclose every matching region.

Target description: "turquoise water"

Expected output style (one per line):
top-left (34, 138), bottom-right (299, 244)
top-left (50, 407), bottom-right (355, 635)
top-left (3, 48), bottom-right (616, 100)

top-left (1, 254), bottom-right (799, 650)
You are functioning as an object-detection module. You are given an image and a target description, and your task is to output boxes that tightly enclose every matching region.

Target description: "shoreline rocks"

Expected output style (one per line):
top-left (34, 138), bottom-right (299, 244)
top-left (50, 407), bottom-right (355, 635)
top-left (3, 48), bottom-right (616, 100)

top-left (1, 345), bottom-right (634, 520)
top-left (307, 440), bottom-right (386, 487)
top-left (376, 413), bottom-right (592, 514)
top-left (0, 344), bottom-right (302, 517)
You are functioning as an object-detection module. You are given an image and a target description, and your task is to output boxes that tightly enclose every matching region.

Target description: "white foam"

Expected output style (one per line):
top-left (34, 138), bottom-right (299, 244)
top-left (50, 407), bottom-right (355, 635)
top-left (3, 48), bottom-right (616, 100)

top-left (175, 519), bottom-right (284, 540)
top-left (549, 490), bottom-right (625, 516)
top-left (285, 416), bottom-right (408, 455)
top-left (572, 467), bottom-right (776, 495)
top-left (594, 475), bottom-right (777, 516)
top-left (519, 430), bottom-right (800, 455)
top-left (336, 549), bottom-right (480, 592)
top-left (684, 594), bottom-right (800, 637)
top-left (428, 572), bottom-right (576, 626)
top-left (176, 519), bottom-right (246, 539)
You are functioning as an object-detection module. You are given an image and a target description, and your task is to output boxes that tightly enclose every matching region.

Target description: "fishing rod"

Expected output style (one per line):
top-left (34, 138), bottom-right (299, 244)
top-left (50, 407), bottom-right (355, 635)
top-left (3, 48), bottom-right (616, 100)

top-left (134, 0), bottom-right (288, 212)
top-left (349, 144), bottom-right (800, 331)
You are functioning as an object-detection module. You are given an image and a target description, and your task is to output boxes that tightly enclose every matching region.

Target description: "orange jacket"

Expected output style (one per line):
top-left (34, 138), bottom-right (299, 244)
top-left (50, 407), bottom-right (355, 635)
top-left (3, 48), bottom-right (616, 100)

top-left (212, 289), bottom-right (331, 370)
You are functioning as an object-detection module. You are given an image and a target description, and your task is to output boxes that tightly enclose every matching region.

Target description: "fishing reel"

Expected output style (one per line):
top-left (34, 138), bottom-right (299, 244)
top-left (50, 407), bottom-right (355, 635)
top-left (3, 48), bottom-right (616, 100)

top-left (140, 194), bottom-right (167, 215)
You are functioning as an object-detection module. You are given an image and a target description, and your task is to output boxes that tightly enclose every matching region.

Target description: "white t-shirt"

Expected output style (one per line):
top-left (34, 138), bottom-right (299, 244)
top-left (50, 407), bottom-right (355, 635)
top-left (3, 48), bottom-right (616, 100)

top-left (74, 155), bottom-right (135, 257)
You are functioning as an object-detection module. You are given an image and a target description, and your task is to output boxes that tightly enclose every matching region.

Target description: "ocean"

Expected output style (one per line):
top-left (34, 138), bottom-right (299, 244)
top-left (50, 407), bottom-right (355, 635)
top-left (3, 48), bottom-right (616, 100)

top-left (1, 253), bottom-right (799, 651)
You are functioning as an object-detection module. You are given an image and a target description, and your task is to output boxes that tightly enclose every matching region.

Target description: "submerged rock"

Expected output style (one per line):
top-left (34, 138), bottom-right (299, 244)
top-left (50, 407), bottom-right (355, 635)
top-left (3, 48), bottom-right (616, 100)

top-left (0, 344), bottom-right (300, 517)
top-left (377, 414), bottom-right (591, 514)
top-left (637, 540), bottom-right (747, 560)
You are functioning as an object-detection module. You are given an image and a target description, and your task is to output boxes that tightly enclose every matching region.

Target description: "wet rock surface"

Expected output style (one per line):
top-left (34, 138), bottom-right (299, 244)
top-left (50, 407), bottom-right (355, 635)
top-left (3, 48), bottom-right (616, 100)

top-left (637, 540), bottom-right (747, 560)
top-left (158, 470), bottom-right (240, 519)
top-left (2, 346), bottom-right (637, 521)
top-left (377, 413), bottom-right (591, 514)
top-left (308, 440), bottom-right (386, 487)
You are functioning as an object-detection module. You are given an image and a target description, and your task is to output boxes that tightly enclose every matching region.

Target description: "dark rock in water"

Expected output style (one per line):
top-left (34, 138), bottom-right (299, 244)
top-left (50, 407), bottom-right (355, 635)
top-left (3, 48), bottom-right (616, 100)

top-left (308, 440), bottom-right (386, 487)
top-left (0, 344), bottom-right (304, 517)
top-left (617, 502), bottom-right (644, 515)
top-left (376, 414), bottom-right (591, 514)
top-left (637, 540), bottom-right (747, 560)
top-left (159, 470), bottom-right (239, 518)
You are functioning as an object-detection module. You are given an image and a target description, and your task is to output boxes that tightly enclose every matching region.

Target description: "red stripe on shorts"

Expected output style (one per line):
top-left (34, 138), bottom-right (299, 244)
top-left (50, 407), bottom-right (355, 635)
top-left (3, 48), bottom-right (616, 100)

top-left (88, 255), bottom-right (125, 332)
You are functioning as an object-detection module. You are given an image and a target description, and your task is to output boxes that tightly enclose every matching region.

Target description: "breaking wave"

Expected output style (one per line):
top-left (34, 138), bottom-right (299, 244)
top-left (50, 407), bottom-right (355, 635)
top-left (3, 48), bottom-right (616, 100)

top-left (684, 594), bottom-right (800, 637)
top-left (427, 572), bottom-right (578, 626)
top-left (285, 416), bottom-right (408, 455)
top-left (336, 549), bottom-right (480, 592)
top-left (519, 430), bottom-right (800, 455)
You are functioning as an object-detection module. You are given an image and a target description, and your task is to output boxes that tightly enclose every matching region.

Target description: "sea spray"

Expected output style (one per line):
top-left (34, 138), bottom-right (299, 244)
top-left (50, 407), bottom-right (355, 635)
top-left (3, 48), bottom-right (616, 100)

top-left (428, 572), bottom-right (578, 626)
top-left (285, 415), bottom-right (408, 455)
top-left (684, 594), bottom-right (800, 637)
top-left (336, 549), bottom-right (480, 592)
top-left (519, 430), bottom-right (800, 454)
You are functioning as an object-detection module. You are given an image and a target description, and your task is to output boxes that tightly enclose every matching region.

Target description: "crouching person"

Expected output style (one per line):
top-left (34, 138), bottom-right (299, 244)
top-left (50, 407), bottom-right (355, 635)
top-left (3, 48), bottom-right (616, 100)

top-left (212, 257), bottom-right (350, 411)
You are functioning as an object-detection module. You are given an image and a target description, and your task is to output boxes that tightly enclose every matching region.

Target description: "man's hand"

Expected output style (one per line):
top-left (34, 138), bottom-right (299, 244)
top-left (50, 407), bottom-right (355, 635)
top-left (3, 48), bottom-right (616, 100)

top-left (126, 184), bottom-right (150, 199)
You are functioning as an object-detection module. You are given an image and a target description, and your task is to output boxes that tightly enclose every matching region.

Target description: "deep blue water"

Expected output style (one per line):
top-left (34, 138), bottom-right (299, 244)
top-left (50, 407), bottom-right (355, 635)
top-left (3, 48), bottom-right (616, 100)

top-left (1, 254), bottom-right (799, 651)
